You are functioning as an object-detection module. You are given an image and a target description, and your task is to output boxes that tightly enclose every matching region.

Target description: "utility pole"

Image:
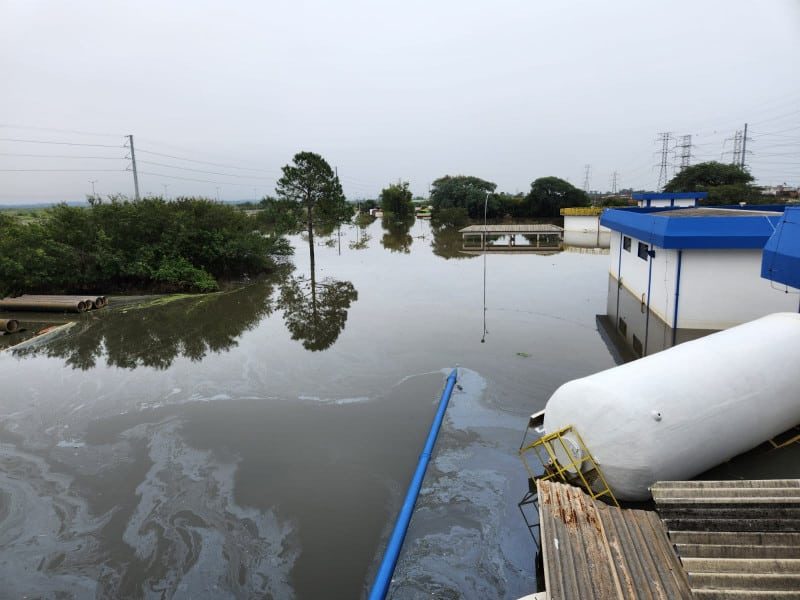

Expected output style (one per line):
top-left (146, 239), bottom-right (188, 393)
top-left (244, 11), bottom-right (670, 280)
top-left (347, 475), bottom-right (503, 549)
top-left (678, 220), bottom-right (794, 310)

top-left (611, 171), bottom-right (619, 195)
top-left (582, 164), bottom-right (592, 194)
top-left (677, 134), bottom-right (692, 171)
top-left (127, 134), bottom-right (140, 200)
top-left (89, 179), bottom-right (97, 197)
top-left (656, 132), bottom-right (672, 192)
top-left (741, 122), bottom-right (748, 170)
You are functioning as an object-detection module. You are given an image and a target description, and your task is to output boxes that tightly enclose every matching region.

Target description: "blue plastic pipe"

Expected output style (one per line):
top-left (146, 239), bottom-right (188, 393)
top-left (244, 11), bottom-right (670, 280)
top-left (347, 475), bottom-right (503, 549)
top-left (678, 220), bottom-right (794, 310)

top-left (368, 368), bottom-right (459, 600)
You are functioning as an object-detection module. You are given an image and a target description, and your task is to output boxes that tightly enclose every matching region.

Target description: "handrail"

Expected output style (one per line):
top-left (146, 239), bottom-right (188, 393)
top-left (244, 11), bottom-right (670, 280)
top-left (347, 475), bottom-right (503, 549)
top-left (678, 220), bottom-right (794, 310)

top-left (368, 368), bottom-right (459, 600)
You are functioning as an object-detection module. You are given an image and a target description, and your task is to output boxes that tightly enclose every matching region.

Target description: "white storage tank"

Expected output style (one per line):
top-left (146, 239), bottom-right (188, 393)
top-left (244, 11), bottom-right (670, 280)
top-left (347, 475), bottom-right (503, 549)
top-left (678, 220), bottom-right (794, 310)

top-left (542, 312), bottom-right (800, 501)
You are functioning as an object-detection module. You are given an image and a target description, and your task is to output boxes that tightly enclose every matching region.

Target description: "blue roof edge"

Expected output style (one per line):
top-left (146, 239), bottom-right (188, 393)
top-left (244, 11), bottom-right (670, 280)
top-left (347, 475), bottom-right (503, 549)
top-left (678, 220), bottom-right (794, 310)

top-left (761, 207), bottom-right (800, 288)
top-left (600, 206), bottom-right (785, 249)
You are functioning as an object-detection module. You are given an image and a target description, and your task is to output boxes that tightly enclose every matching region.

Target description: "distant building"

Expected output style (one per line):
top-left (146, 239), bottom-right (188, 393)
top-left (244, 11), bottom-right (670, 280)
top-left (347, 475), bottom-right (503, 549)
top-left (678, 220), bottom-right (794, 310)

top-left (762, 184), bottom-right (799, 199)
top-left (560, 207), bottom-right (609, 233)
top-left (599, 204), bottom-right (796, 357)
top-left (632, 192), bottom-right (707, 208)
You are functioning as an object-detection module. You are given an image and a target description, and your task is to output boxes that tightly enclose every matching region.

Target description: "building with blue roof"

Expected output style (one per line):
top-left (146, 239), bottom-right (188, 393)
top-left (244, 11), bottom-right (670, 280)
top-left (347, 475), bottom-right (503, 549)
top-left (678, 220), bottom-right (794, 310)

top-left (600, 204), bottom-right (797, 357)
top-left (632, 192), bottom-right (707, 208)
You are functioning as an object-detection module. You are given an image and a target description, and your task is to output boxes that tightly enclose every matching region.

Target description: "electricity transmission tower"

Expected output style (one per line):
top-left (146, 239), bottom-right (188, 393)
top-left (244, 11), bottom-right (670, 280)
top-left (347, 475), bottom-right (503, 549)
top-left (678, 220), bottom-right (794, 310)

top-left (741, 122), bottom-right (748, 170)
top-left (731, 130), bottom-right (744, 167)
top-left (677, 134), bottom-right (692, 170)
top-left (583, 164), bottom-right (591, 193)
top-left (656, 132), bottom-right (673, 192)
top-left (611, 171), bottom-right (619, 194)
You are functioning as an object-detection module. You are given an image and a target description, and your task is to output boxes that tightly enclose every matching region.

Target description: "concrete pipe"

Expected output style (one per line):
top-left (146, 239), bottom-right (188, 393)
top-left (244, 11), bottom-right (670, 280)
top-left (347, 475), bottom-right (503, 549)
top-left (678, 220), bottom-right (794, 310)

top-left (18, 295), bottom-right (106, 309)
top-left (0, 297), bottom-right (87, 313)
top-left (0, 319), bottom-right (19, 333)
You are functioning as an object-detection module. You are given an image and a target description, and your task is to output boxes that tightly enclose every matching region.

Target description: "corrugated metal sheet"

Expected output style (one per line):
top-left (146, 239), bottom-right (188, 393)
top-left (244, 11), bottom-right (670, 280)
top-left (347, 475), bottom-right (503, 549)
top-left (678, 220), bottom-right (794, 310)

top-left (537, 480), bottom-right (692, 599)
top-left (652, 479), bottom-right (800, 599)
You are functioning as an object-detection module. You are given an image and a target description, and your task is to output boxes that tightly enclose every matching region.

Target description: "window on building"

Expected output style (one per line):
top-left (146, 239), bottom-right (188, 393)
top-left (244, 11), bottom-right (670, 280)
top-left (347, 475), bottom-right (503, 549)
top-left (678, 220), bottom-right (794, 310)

top-left (632, 334), bottom-right (643, 357)
top-left (623, 236), bottom-right (631, 252)
top-left (618, 317), bottom-right (627, 337)
top-left (637, 242), bottom-right (649, 261)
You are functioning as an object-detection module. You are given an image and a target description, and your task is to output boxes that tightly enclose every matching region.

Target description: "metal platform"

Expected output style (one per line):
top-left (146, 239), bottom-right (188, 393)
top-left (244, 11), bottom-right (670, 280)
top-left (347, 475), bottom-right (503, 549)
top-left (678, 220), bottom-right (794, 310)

top-left (460, 224), bottom-right (564, 252)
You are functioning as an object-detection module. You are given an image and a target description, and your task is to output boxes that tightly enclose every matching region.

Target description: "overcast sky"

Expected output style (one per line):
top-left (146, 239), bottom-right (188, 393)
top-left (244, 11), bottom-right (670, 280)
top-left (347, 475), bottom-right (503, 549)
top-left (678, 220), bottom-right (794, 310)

top-left (1, 0), bottom-right (799, 204)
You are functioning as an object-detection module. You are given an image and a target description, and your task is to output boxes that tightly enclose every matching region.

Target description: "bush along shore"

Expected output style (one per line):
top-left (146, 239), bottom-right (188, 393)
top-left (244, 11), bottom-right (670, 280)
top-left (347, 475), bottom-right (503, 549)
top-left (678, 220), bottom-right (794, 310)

top-left (0, 196), bottom-right (292, 296)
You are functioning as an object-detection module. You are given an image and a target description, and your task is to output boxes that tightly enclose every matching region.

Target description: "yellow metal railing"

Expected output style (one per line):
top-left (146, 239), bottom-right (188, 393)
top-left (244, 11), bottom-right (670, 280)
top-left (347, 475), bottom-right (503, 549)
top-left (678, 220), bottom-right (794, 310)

top-left (559, 207), bottom-right (604, 216)
top-left (519, 424), bottom-right (619, 507)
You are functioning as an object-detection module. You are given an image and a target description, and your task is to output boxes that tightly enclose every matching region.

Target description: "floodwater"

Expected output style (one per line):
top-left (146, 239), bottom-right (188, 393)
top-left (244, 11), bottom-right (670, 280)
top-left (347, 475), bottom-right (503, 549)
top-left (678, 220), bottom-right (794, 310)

top-left (0, 217), bottom-right (622, 599)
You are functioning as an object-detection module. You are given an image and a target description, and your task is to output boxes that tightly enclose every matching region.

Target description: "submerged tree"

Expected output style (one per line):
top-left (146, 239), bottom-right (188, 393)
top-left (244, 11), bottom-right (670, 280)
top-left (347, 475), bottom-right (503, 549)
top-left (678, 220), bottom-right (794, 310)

top-left (379, 181), bottom-right (414, 218)
top-left (429, 175), bottom-right (497, 222)
top-left (276, 152), bottom-right (350, 278)
top-left (526, 177), bottom-right (590, 217)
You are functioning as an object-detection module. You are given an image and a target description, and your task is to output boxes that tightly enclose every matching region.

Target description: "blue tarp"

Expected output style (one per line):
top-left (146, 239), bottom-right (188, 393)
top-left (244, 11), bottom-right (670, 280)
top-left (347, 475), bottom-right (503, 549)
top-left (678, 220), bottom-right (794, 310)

top-left (761, 206), bottom-right (800, 289)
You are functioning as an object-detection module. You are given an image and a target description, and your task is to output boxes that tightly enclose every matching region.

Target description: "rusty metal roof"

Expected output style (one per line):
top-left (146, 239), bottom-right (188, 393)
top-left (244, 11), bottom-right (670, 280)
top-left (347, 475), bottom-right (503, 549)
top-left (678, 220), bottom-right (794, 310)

top-left (652, 479), bottom-right (800, 599)
top-left (537, 480), bottom-right (692, 599)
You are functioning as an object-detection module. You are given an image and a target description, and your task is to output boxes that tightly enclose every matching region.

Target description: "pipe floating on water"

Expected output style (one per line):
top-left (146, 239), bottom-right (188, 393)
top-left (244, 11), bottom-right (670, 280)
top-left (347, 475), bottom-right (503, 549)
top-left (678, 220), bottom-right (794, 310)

top-left (0, 297), bottom-right (87, 313)
top-left (368, 368), bottom-right (458, 600)
top-left (0, 319), bottom-right (19, 333)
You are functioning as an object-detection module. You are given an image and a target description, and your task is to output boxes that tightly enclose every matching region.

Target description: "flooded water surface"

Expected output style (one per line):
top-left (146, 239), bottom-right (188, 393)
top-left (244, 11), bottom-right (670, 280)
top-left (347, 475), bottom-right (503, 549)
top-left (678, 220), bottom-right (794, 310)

top-left (0, 219), bottom-right (619, 599)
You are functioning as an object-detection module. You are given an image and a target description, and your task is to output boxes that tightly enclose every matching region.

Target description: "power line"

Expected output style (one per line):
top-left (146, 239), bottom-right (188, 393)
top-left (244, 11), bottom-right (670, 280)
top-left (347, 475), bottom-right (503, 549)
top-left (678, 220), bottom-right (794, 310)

top-left (136, 159), bottom-right (275, 181)
top-left (136, 170), bottom-right (274, 187)
top-left (0, 137), bottom-right (123, 148)
top-left (0, 152), bottom-right (126, 160)
top-left (0, 168), bottom-right (127, 172)
top-left (0, 124), bottom-right (122, 138)
top-left (135, 147), bottom-right (279, 174)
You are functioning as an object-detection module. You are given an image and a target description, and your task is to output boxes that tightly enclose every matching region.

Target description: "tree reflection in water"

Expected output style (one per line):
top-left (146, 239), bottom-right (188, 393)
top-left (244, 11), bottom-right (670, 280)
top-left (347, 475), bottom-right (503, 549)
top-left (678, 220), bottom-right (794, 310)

top-left (13, 276), bottom-right (284, 370)
top-left (278, 275), bottom-right (357, 351)
top-left (278, 221), bottom-right (358, 351)
top-left (430, 224), bottom-right (479, 259)
top-left (381, 214), bottom-right (415, 253)
top-left (349, 214), bottom-right (374, 250)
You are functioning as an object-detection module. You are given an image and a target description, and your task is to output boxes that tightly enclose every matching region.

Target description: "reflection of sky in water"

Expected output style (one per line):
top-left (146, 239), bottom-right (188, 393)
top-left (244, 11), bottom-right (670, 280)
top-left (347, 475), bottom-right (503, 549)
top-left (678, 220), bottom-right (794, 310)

top-left (0, 220), bottom-right (618, 598)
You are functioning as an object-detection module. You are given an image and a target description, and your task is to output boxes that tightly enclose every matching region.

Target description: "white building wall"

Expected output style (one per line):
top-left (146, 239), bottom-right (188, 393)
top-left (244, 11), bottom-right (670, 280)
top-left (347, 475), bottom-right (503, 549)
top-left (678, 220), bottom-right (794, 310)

top-left (637, 198), bottom-right (697, 208)
top-left (677, 249), bottom-right (798, 329)
top-left (609, 231), bottom-right (799, 330)
top-left (563, 214), bottom-right (610, 233)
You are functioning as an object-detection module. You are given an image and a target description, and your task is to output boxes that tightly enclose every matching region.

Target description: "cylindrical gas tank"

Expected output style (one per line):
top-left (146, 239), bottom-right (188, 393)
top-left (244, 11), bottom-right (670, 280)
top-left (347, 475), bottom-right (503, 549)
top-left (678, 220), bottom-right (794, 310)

top-left (543, 312), bottom-right (800, 501)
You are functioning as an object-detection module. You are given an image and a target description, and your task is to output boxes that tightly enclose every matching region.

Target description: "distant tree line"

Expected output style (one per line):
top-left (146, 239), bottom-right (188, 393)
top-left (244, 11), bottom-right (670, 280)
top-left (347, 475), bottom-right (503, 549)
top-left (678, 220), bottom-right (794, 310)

top-left (426, 175), bottom-right (589, 225)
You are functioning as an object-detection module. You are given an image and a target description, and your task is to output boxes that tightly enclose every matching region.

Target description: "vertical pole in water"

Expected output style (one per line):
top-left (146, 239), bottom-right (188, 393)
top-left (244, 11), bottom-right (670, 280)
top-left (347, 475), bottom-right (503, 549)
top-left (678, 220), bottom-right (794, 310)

top-left (368, 368), bottom-right (459, 600)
